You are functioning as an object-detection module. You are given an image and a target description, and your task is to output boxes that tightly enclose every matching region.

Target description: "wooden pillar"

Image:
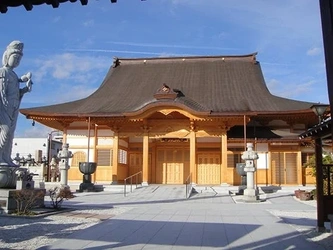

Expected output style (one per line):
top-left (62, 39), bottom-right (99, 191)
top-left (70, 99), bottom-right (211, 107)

top-left (315, 137), bottom-right (325, 232)
top-left (221, 132), bottom-right (228, 184)
top-left (319, 0), bottom-right (333, 137)
top-left (142, 127), bottom-right (149, 186)
top-left (93, 124), bottom-right (98, 183)
top-left (62, 127), bottom-right (68, 144)
top-left (296, 151), bottom-right (303, 186)
top-left (190, 121), bottom-right (196, 184)
top-left (112, 131), bottom-right (119, 184)
top-left (318, 0), bottom-right (333, 232)
top-left (151, 142), bottom-right (156, 183)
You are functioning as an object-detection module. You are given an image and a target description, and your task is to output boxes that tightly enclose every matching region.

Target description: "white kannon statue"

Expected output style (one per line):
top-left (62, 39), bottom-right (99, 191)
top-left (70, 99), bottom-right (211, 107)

top-left (0, 41), bottom-right (33, 166)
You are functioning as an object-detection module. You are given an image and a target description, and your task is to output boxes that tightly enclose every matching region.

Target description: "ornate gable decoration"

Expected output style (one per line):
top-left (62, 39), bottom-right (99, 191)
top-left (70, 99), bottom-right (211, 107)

top-left (154, 84), bottom-right (178, 100)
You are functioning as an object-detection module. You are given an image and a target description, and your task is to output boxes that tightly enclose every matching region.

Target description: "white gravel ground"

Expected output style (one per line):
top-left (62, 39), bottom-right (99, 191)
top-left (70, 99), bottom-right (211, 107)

top-left (268, 198), bottom-right (333, 249)
top-left (0, 206), bottom-right (132, 250)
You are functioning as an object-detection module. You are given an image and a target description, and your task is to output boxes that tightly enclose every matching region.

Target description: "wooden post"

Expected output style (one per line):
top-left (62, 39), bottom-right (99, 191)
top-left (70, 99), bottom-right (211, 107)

top-left (62, 127), bottom-right (68, 144)
top-left (112, 131), bottom-right (119, 184)
top-left (87, 117), bottom-right (91, 162)
top-left (93, 124), bottom-right (98, 183)
top-left (190, 130), bottom-right (196, 184)
top-left (319, 0), bottom-right (333, 125)
top-left (315, 137), bottom-right (325, 231)
top-left (297, 151), bottom-right (303, 186)
top-left (221, 132), bottom-right (228, 184)
top-left (142, 128), bottom-right (149, 186)
top-left (189, 121), bottom-right (196, 184)
top-left (318, 0), bottom-right (333, 232)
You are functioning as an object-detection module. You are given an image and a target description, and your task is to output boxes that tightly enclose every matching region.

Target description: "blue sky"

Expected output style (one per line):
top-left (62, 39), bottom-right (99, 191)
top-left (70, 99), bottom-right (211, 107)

top-left (0, 0), bottom-right (327, 138)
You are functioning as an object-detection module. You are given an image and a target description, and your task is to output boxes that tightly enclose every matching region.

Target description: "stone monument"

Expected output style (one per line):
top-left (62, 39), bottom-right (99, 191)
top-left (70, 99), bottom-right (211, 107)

top-left (0, 41), bottom-right (33, 188)
top-left (241, 143), bottom-right (259, 202)
top-left (50, 157), bottom-right (59, 182)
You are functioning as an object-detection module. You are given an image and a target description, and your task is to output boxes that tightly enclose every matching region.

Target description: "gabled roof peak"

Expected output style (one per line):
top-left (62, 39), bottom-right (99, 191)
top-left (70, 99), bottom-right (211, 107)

top-left (116, 52), bottom-right (258, 65)
top-left (154, 84), bottom-right (178, 100)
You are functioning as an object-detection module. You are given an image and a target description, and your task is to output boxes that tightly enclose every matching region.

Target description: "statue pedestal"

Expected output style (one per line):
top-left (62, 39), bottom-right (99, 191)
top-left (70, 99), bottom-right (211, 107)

top-left (16, 180), bottom-right (35, 190)
top-left (0, 166), bottom-right (18, 188)
top-left (0, 188), bottom-right (46, 214)
top-left (244, 167), bottom-right (259, 202)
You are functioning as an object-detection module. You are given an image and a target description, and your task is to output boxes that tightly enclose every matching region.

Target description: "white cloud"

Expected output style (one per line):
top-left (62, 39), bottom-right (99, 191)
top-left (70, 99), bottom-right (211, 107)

top-left (27, 53), bottom-right (111, 105)
top-left (56, 84), bottom-right (98, 103)
top-left (266, 79), bottom-right (280, 91)
top-left (267, 78), bottom-right (316, 99)
top-left (34, 53), bottom-right (111, 83)
top-left (168, 0), bottom-right (322, 53)
top-left (52, 16), bottom-right (61, 23)
top-left (83, 19), bottom-right (95, 27)
top-left (66, 48), bottom-right (164, 56)
top-left (107, 41), bottom-right (235, 51)
top-left (20, 124), bottom-right (52, 138)
top-left (307, 47), bottom-right (321, 56)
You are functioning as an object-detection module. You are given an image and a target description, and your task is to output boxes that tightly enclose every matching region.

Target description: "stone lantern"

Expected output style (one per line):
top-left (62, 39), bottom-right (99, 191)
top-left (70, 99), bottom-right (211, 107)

top-left (57, 143), bottom-right (73, 187)
top-left (241, 143), bottom-right (259, 202)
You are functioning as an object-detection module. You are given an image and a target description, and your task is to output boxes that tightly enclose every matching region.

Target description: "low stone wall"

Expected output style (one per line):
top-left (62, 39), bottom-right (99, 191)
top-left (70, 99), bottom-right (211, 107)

top-left (0, 188), bottom-right (46, 214)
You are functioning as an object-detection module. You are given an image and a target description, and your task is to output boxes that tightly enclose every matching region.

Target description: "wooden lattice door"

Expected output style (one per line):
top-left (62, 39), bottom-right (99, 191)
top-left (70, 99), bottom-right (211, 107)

top-left (197, 153), bottom-right (221, 185)
top-left (271, 152), bottom-right (297, 185)
top-left (129, 153), bottom-right (144, 183)
top-left (156, 149), bottom-right (185, 184)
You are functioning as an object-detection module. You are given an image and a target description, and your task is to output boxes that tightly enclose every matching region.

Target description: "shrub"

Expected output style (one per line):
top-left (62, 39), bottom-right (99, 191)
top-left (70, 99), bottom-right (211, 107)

top-left (310, 189), bottom-right (316, 200)
top-left (49, 187), bottom-right (74, 209)
top-left (304, 154), bottom-right (333, 176)
top-left (304, 154), bottom-right (333, 195)
top-left (13, 189), bottom-right (45, 215)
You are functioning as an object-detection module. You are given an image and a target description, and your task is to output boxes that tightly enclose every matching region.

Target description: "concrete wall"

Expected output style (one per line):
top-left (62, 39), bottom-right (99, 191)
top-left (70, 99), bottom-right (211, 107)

top-left (11, 138), bottom-right (62, 163)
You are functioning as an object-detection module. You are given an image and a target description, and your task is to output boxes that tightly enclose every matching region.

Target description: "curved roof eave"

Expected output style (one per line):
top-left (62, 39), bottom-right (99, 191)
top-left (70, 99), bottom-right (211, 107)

top-left (20, 110), bottom-right (125, 119)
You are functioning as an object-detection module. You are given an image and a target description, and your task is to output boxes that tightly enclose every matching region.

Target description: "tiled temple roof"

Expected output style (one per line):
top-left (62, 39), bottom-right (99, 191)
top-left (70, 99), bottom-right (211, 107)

top-left (20, 53), bottom-right (316, 118)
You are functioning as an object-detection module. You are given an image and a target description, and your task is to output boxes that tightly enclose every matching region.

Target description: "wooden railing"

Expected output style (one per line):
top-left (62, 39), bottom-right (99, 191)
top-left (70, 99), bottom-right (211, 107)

top-left (124, 171), bottom-right (142, 197)
top-left (185, 173), bottom-right (192, 199)
top-left (323, 164), bottom-right (333, 195)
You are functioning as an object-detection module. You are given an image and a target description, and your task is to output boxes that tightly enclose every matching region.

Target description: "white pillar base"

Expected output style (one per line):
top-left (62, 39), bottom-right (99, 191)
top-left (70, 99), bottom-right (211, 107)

top-left (60, 169), bottom-right (68, 186)
top-left (141, 181), bottom-right (149, 186)
top-left (244, 188), bottom-right (259, 202)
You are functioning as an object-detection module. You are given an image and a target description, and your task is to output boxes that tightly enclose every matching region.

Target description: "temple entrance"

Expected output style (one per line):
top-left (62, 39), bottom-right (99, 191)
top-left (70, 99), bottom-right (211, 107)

top-left (129, 153), bottom-right (152, 183)
top-left (271, 152), bottom-right (297, 185)
top-left (197, 153), bottom-right (221, 185)
top-left (156, 148), bottom-right (189, 184)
